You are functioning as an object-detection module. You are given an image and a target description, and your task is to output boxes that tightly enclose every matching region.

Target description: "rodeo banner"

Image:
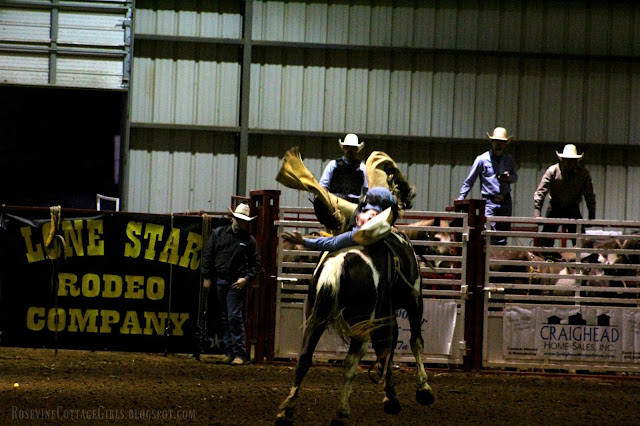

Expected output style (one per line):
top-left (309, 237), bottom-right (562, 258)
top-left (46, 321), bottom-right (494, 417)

top-left (0, 207), bottom-right (226, 353)
top-left (503, 304), bottom-right (640, 364)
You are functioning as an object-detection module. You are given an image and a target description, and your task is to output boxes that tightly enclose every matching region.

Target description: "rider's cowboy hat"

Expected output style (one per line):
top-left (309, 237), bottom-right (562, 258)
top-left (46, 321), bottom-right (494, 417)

top-left (228, 203), bottom-right (256, 221)
top-left (339, 133), bottom-right (364, 152)
top-left (486, 127), bottom-right (514, 142)
top-left (556, 144), bottom-right (584, 160)
top-left (353, 207), bottom-right (393, 246)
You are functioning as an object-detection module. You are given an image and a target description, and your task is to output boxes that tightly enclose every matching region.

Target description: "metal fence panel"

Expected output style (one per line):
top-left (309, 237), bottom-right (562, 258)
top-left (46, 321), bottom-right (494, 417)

top-left (483, 216), bottom-right (640, 373)
top-left (274, 208), bottom-right (468, 365)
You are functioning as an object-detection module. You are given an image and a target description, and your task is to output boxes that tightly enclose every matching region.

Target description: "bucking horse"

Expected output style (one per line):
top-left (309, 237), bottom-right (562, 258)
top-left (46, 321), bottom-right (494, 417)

top-left (275, 230), bottom-right (435, 425)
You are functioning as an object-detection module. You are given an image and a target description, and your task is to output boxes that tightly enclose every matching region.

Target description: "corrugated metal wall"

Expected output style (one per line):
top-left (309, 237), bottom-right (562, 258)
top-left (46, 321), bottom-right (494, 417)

top-left (248, 137), bottom-right (640, 220)
top-left (128, 0), bottom-right (640, 219)
top-left (0, 1), bottom-right (130, 88)
top-left (126, 129), bottom-right (236, 213)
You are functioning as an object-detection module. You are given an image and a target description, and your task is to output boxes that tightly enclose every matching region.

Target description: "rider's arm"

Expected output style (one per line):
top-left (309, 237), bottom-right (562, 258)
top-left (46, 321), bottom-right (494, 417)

top-left (303, 229), bottom-right (357, 252)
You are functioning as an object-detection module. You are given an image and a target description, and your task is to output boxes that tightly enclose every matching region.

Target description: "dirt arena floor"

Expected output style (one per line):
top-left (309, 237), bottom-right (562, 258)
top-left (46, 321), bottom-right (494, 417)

top-left (1, 347), bottom-right (639, 425)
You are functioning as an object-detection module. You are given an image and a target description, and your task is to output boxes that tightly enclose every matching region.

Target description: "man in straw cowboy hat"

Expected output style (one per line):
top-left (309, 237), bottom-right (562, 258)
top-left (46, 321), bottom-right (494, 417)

top-left (458, 127), bottom-right (518, 245)
top-left (534, 144), bottom-right (595, 248)
top-left (201, 203), bottom-right (261, 365)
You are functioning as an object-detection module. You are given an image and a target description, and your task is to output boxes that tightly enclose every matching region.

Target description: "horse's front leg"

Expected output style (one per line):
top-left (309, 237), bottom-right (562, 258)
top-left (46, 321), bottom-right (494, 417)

top-left (333, 337), bottom-right (367, 426)
top-left (276, 324), bottom-right (326, 425)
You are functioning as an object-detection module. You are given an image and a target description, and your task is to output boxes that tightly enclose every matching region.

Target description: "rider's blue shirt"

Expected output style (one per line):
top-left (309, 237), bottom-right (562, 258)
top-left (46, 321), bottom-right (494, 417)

top-left (303, 228), bottom-right (359, 252)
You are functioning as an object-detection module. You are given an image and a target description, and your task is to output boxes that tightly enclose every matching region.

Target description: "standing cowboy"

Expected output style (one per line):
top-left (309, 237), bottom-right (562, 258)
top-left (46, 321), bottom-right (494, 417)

top-left (201, 203), bottom-right (261, 365)
top-left (458, 127), bottom-right (518, 245)
top-left (319, 133), bottom-right (368, 204)
top-left (534, 144), bottom-right (596, 247)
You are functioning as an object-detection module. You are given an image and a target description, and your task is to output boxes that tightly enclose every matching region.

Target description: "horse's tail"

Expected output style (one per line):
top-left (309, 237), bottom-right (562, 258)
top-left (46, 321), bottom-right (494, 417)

top-left (304, 253), bottom-right (351, 342)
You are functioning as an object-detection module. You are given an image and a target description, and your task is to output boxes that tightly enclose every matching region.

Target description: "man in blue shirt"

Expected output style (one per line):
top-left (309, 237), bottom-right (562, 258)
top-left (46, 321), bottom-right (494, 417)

top-left (458, 127), bottom-right (518, 245)
top-left (283, 187), bottom-right (396, 252)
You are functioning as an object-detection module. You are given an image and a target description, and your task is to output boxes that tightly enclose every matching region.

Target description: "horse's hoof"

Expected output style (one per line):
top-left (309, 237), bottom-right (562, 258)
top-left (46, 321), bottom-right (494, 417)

top-left (416, 388), bottom-right (435, 406)
top-left (383, 397), bottom-right (402, 414)
top-left (330, 418), bottom-right (348, 426)
top-left (275, 417), bottom-right (294, 426)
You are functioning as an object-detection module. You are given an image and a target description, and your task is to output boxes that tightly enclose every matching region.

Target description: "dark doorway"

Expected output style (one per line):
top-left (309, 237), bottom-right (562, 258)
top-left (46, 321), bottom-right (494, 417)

top-left (0, 86), bottom-right (125, 209)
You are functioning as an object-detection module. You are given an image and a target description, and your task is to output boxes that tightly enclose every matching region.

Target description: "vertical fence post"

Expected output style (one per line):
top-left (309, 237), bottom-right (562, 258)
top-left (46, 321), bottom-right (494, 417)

top-left (247, 190), bottom-right (280, 363)
top-left (454, 199), bottom-right (486, 371)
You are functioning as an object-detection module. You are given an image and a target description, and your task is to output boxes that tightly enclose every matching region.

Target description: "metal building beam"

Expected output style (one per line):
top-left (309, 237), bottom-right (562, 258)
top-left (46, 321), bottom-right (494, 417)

top-left (237, 0), bottom-right (253, 197)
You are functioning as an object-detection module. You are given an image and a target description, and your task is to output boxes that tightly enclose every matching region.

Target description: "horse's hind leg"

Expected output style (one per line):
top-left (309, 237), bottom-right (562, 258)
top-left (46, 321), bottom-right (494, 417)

top-left (371, 324), bottom-right (402, 415)
top-left (276, 324), bottom-right (326, 425)
top-left (410, 335), bottom-right (435, 405)
top-left (333, 338), bottom-right (367, 426)
top-left (407, 304), bottom-right (435, 406)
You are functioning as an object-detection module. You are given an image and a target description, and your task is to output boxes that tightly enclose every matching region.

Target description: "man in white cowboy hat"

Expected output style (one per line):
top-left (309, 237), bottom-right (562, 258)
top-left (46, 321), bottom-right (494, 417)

top-left (319, 133), bottom-right (369, 204)
top-left (458, 127), bottom-right (518, 245)
top-left (201, 203), bottom-right (261, 365)
top-left (534, 144), bottom-right (595, 247)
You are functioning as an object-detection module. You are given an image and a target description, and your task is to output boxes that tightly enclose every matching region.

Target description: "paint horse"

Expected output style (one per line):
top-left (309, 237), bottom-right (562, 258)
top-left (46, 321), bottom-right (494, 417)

top-left (275, 231), bottom-right (435, 425)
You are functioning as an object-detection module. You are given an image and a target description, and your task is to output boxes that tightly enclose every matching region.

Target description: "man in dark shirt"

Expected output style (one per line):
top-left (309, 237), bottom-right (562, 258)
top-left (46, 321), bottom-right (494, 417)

top-left (534, 144), bottom-right (596, 248)
top-left (201, 203), bottom-right (261, 365)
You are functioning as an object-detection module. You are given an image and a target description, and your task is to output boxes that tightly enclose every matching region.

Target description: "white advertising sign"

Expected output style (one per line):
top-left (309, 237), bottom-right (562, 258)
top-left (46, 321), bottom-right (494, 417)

top-left (503, 304), bottom-right (640, 363)
top-left (316, 299), bottom-right (458, 357)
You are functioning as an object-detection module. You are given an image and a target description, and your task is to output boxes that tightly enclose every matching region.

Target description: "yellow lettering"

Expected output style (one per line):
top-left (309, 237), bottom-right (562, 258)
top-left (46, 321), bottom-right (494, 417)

top-left (99, 310), bottom-right (120, 333)
top-left (67, 309), bottom-right (99, 332)
top-left (26, 307), bottom-right (191, 336)
top-left (143, 224), bottom-right (164, 260)
top-left (86, 220), bottom-right (104, 256)
top-left (169, 312), bottom-right (189, 336)
top-left (146, 277), bottom-right (164, 300)
top-left (61, 220), bottom-right (85, 258)
top-left (47, 308), bottom-right (65, 332)
top-left (81, 273), bottom-right (101, 298)
top-left (42, 222), bottom-right (61, 260)
top-left (143, 311), bottom-right (168, 335)
top-left (20, 227), bottom-right (45, 263)
top-left (158, 227), bottom-right (180, 264)
top-left (120, 311), bottom-right (142, 334)
top-left (124, 275), bottom-right (144, 299)
top-left (102, 274), bottom-right (123, 298)
top-left (26, 307), bottom-right (46, 331)
top-left (58, 273), bottom-right (80, 297)
top-left (124, 221), bottom-right (142, 258)
top-left (179, 231), bottom-right (203, 270)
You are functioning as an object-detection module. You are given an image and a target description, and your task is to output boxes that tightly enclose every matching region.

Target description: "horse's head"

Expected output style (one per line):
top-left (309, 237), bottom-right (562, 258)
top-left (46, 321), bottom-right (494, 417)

top-left (401, 218), bottom-right (456, 271)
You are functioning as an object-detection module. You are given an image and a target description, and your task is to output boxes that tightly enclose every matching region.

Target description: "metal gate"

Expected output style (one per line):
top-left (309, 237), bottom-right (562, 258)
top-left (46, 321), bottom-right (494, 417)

top-left (274, 207), bottom-right (469, 365)
top-left (483, 216), bottom-right (640, 373)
